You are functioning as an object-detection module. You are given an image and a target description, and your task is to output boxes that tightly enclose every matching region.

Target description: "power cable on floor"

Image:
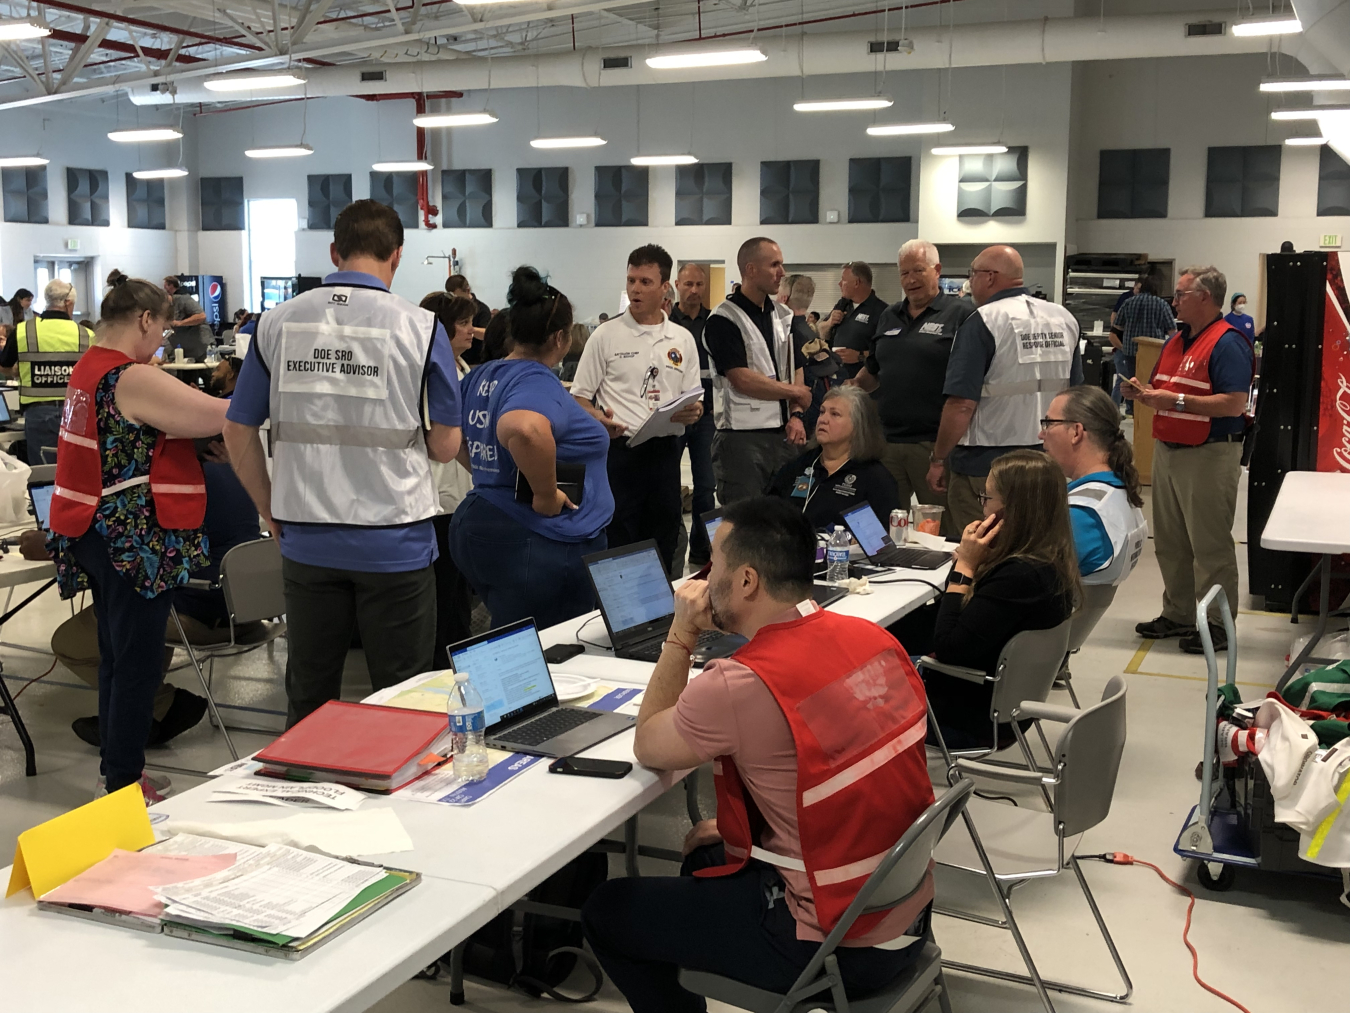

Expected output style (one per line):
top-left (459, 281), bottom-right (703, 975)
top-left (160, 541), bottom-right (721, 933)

top-left (11, 657), bottom-right (59, 701)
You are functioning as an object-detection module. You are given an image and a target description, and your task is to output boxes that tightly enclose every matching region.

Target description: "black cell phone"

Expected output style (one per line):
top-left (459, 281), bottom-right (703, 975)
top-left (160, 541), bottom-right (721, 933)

top-left (543, 642), bottom-right (585, 665)
top-left (548, 756), bottom-right (632, 779)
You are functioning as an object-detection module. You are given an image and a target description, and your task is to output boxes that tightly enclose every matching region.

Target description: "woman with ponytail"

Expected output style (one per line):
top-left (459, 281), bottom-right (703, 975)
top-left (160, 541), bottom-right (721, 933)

top-left (1038, 385), bottom-right (1149, 586)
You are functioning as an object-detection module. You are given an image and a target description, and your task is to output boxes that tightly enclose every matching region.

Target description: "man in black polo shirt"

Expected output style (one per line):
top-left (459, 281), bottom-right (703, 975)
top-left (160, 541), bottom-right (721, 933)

top-left (852, 240), bottom-right (972, 538)
top-left (670, 262), bottom-right (714, 566)
top-left (820, 261), bottom-right (888, 379)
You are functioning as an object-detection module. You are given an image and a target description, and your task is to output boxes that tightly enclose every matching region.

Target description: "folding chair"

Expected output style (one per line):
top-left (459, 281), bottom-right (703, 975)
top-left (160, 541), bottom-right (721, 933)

top-left (676, 780), bottom-right (974, 1013)
top-left (1057, 584), bottom-right (1118, 708)
top-left (934, 676), bottom-right (1131, 1013)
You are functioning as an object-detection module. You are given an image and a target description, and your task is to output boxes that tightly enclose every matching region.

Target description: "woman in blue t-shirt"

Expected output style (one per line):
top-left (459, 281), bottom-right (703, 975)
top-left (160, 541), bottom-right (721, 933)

top-left (449, 267), bottom-right (614, 628)
top-left (1224, 293), bottom-right (1256, 346)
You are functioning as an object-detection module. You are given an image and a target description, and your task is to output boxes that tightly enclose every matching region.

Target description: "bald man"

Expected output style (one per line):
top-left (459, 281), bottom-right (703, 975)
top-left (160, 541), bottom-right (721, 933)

top-left (926, 246), bottom-right (1082, 533)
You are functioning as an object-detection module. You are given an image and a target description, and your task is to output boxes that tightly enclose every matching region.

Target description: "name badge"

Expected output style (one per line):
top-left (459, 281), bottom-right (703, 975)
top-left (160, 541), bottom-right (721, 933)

top-left (791, 473), bottom-right (812, 498)
top-left (278, 321), bottom-right (392, 400)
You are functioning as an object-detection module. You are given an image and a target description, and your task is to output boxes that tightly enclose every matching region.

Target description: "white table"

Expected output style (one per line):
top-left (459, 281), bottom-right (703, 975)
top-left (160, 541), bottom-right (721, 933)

top-left (0, 555), bottom-right (59, 776)
top-left (1260, 471), bottom-right (1350, 690)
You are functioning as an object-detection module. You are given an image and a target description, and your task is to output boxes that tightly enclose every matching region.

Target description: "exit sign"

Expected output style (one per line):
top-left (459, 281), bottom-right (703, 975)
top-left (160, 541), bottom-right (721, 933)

top-left (65, 238), bottom-right (79, 251)
top-left (1322, 233), bottom-right (1343, 249)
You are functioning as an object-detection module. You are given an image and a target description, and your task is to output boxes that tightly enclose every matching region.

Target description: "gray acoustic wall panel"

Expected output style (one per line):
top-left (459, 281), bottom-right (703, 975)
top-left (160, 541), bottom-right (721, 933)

top-left (3, 167), bottom-right (48, 224)
top-left (1205, 145), bottom-right (1280, 217)
top-left (1097, 148), bottom-right (1170, 219)
top-left (370, 171), bottom-right (420, 229)
top-left (675, 163), bottom-right (732, 225)
top-left (760, 160), bottom-right (819, 225)
top-left (517, 167), bottom-right (569, 228)
top-left (595, 165), bottom-right (649, 227)
top-left (847, 157), bottom-right (911, 223)
top-left (957, 147), bottom-right (1027, 218)
top-left (200, 176), bottom-right (244, 231)
top-left (125, 174), bottom-right (166, 230)
top-left (1318, 146), bottom-right (1350, 217)
top-left (442, 169), bottom-right (493, 228)
top-left (307, 174), bottom-right (352, 230)
top-left (66, 168), bottom-right (110, 227)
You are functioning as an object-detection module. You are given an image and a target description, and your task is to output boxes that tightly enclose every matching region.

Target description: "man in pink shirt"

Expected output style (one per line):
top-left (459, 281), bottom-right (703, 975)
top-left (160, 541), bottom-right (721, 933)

top-left (581, 498), bottom-right (934, 1011)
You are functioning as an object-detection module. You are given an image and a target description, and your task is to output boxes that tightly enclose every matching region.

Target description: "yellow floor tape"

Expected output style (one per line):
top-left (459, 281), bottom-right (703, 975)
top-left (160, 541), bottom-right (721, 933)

top-left (1122, 638), bottom-right (1276, 691)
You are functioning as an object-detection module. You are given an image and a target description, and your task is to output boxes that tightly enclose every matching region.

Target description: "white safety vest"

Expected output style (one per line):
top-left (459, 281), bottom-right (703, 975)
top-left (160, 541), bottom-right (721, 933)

top-left (255, 283), bottom-right (439, 527)
top-left (963, 295), bottom-right (1078, 448)
top-left (709, 298), bottom-right (794, 431)
top-left (1067, 480), bottom-right (1149, 586)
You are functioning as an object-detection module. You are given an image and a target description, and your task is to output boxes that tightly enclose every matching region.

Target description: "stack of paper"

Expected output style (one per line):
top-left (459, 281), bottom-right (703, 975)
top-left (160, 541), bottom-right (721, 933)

top-left (39, 849), bottom-right (237, 921)
top-left (208, 779), bottom-right (366, 809)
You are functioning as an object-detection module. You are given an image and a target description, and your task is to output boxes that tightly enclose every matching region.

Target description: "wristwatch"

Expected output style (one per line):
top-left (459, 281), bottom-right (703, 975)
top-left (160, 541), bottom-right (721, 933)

top-left (790, 410), bottom-right (805, 420)
top-left (1174, 393), bottom-right (1186, 412)
top-left (948, 571), bottom-right (974, 587)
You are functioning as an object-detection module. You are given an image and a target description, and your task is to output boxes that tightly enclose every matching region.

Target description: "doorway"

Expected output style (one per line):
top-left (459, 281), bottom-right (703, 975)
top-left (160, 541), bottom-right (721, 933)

top-left (246, 198), bottom-right (298, 311)
top-left (33, 258), bottom-right (94, 321)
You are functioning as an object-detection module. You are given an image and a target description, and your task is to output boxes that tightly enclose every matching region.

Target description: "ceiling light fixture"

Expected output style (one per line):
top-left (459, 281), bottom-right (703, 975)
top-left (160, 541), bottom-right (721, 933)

top-left (1261, 77), bottom-right (1350, 93)
top-left (1271, 106), bottom-right (1350, 120)
top-left (1285, 136), bottom-right (1329, 146)
top-left (371, 160), bottom-right (433, 171)
top-left (108, 128), bottom-right (183, 142)
top-left (631, 154), bottom-right (698, 166)
top-left (646, 47), bottom-right (767, 70)
top-left (204, 72), bottom-right (306, 92)
top-left (132, 167), bottom-right (189, 179)
top-left (530, 136), bottom-right (606, 149)
top-left (1232, 15), bottom-right (1303, 36)
top-left (794, 97), bottom-right (893, 112)
top-left (0, 155), bottom-right (48, 167)
top-left (868, 122), bottom-right (956, 136)
top-left (0, 20), bottom-right (50, 41)
top-left (245, 144), bottom-right (315, 159)
top-left (413, 112), bottom-right (499, 127)
top-left (931, 144), bottom-right (1008, 155)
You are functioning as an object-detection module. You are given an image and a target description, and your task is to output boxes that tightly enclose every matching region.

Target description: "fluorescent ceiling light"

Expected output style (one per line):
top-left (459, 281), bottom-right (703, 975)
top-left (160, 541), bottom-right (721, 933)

top-left (132, 167), bottom-right (189, 179)
top-left (1285, 136), bottom-right (1328, 146)
top-left (204, 72), bottom-right (306, 92)
top-left (0, 20), bottom-right (50, 41)
top-left (1232, 16), bottom-right (1302, 36)
top-left (371, 160), bottom-right (433, 171)
top-left (631, 154), bottom-right (698, 166)
top-left (108, 128), bottom-right (182, 142)
top-left (1261, 77), bottom-right (1350, 93)
top-left (931, 144), bottom-right (1008, 155)
top-left (794, 97), bottom-right (893, 113)
top-left (868, 121), bottom-right (955, 136)
top-left (0, 155), bottom-right (48, 167)
top-left (530, 136), bottom-right (606, 149)
top-left (1271, 106), bottom-right (1350, 120)
top-left (245, 144), bottom-right (314, 159)
top-left (413, 112), bottom-right (499, 127)
top-left (646, 47), bottom-right (766, 70)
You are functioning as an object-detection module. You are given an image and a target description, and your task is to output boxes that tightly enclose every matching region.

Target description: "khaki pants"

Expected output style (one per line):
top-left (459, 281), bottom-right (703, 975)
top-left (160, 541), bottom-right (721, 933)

top-left (1151, 440), bottom-right (1243, 626)
top-left (51, 605), bottom-right (175, 720)
top-left (946, 472), bottom-right (987, 537)
top-left (878, 441), bottom-right (956, 540)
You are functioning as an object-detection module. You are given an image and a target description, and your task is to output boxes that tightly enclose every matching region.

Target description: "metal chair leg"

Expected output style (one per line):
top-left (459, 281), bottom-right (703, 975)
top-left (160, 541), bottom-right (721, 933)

top-left (171, 608), bottom-right (239, 761)
top-left (1069, 856), bottom-right (1134, 1002)
top-left (0, 662), bottom-right (36, 776)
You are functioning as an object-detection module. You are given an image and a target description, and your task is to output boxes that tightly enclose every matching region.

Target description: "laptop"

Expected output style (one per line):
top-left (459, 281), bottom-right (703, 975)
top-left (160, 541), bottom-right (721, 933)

top-left (840, 502), bottom-right (952, 570)
top-left (701, 508), bottom-right (870, 606)
top-left (28, 480), bottom-right (54, 531)
top-left (446, 618), bottom-right (635, 758)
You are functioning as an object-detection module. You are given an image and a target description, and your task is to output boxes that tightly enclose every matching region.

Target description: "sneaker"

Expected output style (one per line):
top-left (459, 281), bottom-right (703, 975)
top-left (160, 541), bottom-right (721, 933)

top-left (148, 688), bottom-right (208, 746)
top-left (94, 772), bottom-right (172, 802)
top-left (1136, 616), bottom-right (1196, 639)
top-left (1180, 623), bottom-right (1228, 655)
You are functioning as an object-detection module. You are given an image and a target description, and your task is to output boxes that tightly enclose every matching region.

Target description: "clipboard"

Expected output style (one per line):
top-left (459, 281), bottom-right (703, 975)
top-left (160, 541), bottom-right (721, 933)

top-left (625, 388), bottom-right (704, 449)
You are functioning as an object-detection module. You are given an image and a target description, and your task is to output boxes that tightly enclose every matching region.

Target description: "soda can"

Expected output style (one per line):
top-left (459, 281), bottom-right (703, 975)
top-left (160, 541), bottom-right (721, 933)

top-left (889, 508), bottom-right (909, 544)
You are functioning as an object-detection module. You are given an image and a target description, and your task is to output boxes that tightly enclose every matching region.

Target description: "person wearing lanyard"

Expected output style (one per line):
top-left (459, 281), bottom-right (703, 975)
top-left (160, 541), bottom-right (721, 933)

top-left (819, 261), bottom-right (887, 379)
top-left (670, 263), bottom-right (715, 567)
top-left (571, 245), bottom-right (703, 572)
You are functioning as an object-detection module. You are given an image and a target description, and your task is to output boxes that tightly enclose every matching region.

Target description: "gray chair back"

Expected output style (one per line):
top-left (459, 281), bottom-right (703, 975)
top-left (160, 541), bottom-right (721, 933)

top-left (989, 618), bottom-right (1073, 722)
top-left (27, 464), bottom-right (56, 483)
top-left (1067, 584), bottom-right (1118, 654)
top-left (221, 538), bottom-right (285, 625)
top-left (862, 780), bottom-right (974, 914)
top-left (1053, 675), bottom-right (1128, 838)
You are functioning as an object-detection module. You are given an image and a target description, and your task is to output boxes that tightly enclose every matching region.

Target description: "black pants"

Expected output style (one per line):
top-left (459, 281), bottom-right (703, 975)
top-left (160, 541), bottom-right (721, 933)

top-left (72, 530), bottom-right (174, 793)
top-left (24, 402), bottom-right (62, 465)
top-left (432, 512), bottom-right (474, 665)
top-left (581, 846), bottom-right (926, 1013)
top-left (605, 434), bottom-right (683, 572)
top-left (682, 412), bottom-right (716, 564)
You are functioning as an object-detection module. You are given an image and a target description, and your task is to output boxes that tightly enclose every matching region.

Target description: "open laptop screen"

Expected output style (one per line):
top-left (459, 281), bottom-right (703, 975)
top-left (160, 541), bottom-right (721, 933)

top-left (29, 483), bottom-right (54, 531)
top-left (702, 510), bottom-right (724, 548)
top-left (586, 544), bottom-right (674, 638)
top-left (0, 395), bottom-right (10, 423)
top-left (842, 502), bottom-right (889, 557)
top-left (448, 621), bottom-right (555, 728)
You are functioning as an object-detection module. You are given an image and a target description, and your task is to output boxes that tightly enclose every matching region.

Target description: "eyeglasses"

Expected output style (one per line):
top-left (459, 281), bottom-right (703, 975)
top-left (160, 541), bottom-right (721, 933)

top-left (975, 492), bottom-right (999, 507)
top-left (1039, 417), bottom-right (1076, 429)
top-left (1173, 288), bottom-right (1201, 300)
top-left (967, 267), bottom-right (997, 280)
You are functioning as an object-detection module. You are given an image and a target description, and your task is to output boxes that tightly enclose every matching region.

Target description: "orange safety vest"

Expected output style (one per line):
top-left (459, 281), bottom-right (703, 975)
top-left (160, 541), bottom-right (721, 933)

top-left (1151, 318), bottom-right (1251, 446)
top-left (50, 345), bottom-right (207, 536)
top-left (695, 602), bottom-right (935, 940)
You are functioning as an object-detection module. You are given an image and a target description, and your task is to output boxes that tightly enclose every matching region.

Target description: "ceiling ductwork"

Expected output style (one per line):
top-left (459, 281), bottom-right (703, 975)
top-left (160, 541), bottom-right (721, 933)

top-left (1288, 1), bottom-right (1350, 160)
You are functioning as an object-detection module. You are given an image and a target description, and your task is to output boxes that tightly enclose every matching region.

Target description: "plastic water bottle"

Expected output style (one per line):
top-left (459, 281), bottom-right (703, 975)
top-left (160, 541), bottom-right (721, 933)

top-left (174, 345), bottom-right (184, 363)
top-left (447, 671), bottom-right (489, 782)
top-left (826, 525), bottom-right (850, 586)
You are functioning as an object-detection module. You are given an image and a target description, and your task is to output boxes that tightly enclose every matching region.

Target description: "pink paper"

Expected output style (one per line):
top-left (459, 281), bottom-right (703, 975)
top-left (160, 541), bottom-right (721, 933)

top-left (40, 848), bottom-right (236, 918)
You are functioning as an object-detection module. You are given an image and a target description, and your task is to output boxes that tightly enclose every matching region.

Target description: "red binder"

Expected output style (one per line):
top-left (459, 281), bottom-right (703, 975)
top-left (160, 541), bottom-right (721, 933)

top-left (255, 701), bottom-right (451, 792)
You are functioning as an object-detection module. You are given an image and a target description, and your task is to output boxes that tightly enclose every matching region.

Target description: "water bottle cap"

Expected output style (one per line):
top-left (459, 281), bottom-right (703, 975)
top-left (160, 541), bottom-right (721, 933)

top-left (453, 670), bottom-right (469, 682)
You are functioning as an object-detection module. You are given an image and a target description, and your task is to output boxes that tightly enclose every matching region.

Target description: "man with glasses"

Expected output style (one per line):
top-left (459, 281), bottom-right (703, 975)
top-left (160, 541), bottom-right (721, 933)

top-left (924, 245), bottom-right (1082, 533)
top-left (1122, 266), bottom-right (1252, 654)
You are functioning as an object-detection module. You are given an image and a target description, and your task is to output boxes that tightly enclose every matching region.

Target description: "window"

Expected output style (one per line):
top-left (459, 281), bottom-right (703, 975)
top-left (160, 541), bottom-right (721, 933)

top-left (3, 166), bottom-right (48, 223)
top-left (848, 157), bottom-right (912, 223)
top-left (307, 174), bottom-right (351, 230)
top-left (594, 165), bottom-right (648, 227)
top-left (66, 168), bottom-right (110, 227)
top-left (442, 169), bottom-right (492, 228)
top-left (1318, 146), bottom-right (1350, 217)
top-left (200, 176), bottom-right (244, 231)
top-left (675, 163), bottom-right (732, 226)
top-left (760, 160), bottom-right (819, 225)
top-left (125, 174), bottom-right (166, 229)
top-left (956, 147), bottom-right (1027, 218)
top-left (517, 167), bottom-right (569, 228)
top-left (246, 198), bottom-right (297, 312)
top-left (1097, 148), bottom-right (1170, 219)
top-left (370, 171), bottom-right (420, 229)
top-left (1205, 145), bottom-right (1280, 217)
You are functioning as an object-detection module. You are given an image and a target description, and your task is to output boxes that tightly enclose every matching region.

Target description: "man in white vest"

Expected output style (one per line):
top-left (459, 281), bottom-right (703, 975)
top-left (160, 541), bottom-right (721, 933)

top-left (925, 245), bottom-right (1082, 533)
top-left (224, 200), bottom-right (463, 726)
top-left (703, 237), bottom-right (813, 506)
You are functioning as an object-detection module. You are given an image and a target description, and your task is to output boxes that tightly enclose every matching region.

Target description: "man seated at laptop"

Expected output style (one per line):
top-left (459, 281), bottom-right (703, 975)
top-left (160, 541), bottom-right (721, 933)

top-left (768, 386), bottom-right (899, 531)
top-left (582, 497), bottom-right (935, 1009)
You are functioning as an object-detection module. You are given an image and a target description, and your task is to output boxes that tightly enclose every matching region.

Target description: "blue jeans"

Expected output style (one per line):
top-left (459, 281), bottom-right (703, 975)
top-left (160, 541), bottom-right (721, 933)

top-left (682, 412), bottom-right (716, 562)
top-left (448, 492), bottom-right (605, 629)
top-left (1112, 350), bottom-right (1136, 414)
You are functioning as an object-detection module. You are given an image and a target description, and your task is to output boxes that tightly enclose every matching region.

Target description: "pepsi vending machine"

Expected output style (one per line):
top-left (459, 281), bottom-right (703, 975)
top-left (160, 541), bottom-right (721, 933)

top-left (174, 274), bottom-right (227, 335)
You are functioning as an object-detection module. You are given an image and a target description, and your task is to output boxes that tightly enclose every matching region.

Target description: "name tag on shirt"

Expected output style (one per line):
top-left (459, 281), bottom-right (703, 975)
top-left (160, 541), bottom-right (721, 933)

top-left (278, 320), bottom-right (391, 400)
top-left (791, 473), bottom-right (811, 499)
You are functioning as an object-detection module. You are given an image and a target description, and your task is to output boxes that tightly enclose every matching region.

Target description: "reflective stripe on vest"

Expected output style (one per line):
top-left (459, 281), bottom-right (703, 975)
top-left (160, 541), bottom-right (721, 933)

top-left (17, 317), bottom-right (93, 404)
top-left (271, 421), bottom-right (422, 450)
top-left (1068, 480), bottom-right (1149, 586)
top-left (709, 298), bottom-right (794, 431)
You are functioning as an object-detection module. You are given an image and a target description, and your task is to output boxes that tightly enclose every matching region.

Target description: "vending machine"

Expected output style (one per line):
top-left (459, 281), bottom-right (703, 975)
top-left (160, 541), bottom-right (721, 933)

top-left (174, 274), bottom-right (227, 334)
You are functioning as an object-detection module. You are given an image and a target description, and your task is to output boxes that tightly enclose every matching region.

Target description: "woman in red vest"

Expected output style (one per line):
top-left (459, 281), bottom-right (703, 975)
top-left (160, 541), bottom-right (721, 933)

top-left (50, 271), bottom-right (229, 803)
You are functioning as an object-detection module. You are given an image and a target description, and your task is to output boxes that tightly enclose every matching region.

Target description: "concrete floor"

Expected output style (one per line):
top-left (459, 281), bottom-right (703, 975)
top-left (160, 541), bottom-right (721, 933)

top-left (3, 466), bottom-right (1348, 1013)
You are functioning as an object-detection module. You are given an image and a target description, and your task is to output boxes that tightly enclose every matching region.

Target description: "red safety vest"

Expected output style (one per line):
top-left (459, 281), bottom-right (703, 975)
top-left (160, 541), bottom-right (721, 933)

top-left (50, 345), bottom-right (207, 536)
top-left (1151, 318), bottom-right (1251, 446)
top-left (695, 603), bottom-right (935, 940)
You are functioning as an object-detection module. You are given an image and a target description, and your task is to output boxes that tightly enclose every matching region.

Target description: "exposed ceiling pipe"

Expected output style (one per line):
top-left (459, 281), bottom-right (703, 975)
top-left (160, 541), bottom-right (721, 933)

top-left (46, 27), bottom-right (206, 65)
top-left (31, 0), bottom-right (264, 53)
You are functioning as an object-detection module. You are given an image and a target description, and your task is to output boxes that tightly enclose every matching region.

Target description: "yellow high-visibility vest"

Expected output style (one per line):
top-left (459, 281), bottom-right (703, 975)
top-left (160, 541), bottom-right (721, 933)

top-left (16, 315), bottom-right (93, 405)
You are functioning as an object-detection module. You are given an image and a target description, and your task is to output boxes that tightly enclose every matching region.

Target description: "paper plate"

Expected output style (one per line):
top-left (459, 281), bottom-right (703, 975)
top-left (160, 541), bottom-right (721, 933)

top-left (552, 673), bottom-right (597, 703)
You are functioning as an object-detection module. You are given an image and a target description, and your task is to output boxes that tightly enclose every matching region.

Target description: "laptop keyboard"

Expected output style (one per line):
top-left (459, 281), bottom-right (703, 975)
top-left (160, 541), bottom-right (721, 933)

top-left (629, 629), bottom-right (724, 662)
top-left (877, 546), bottom-right (952, 570)
top-left (500, 707), bottom-right (602, 747)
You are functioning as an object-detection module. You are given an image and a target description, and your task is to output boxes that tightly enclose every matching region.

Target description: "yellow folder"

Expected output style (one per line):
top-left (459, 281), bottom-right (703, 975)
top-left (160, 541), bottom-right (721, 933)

top-left (7, 785), bottom-right (155, 898)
